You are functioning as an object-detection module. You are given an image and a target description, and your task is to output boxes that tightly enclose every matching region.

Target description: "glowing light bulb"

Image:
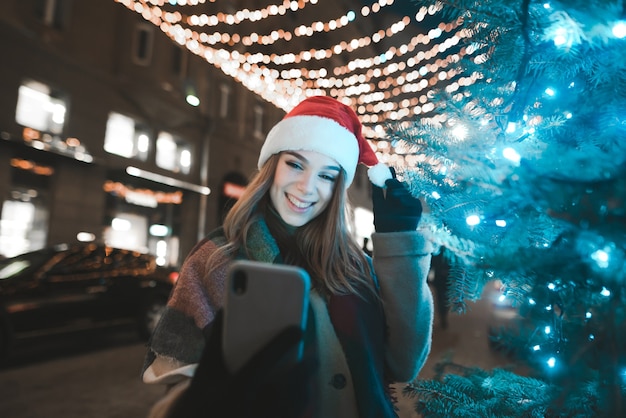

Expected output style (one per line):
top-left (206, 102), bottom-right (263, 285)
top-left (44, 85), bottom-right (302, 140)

top-left (451, 124), bottom-right (468, 140)
top-left (432, 191), bottom-right (441, 199)
top-left (591, 248), bottom-right (609, 268)
top-left (544, 326), bottom-right (551, 334)
top-left (600, 287), bottom-right (611, 297)
top-left (466, 214), bottom-right (480, 226)
top-left (547, 357), bottom-right (556, 368)
top-left (495, 220), bottom-right (507, 227)
top-left (533, 345), bottom-right (541, 351)
top-left (502, 147), bottom-right (521, 164)
top-left (506, 122), bottom-right (516, 133)
top-left (613, 21), bottom-right (626, 39)
top-left (186, 94), bottom-right (200, 106)
top-left (553, 28), bottom-right (567, 46)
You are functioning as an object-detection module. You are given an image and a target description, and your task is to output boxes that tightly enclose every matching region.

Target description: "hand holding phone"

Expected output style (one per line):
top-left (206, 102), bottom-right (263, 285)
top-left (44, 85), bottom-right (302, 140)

top-left (167, 309), bottom-right (317, 418)
top-left (222, 260), bottom-right (311, 374)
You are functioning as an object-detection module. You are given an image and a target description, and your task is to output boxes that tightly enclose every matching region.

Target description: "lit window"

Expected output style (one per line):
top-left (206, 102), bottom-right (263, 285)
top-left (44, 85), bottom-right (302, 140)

top-left (15, 80), bottom-right (67, 135)
top-left (0, 188), bottom-right (49, 258)
top-left (156, 132), bottom-right (192, 174)
top-left (104, 112), bottom-right (150, 160)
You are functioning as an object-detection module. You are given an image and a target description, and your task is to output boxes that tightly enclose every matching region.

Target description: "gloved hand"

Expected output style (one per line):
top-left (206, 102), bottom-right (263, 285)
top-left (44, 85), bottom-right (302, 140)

top-left (167, 310), bottom-right (317, 418)
top-left (372, 168), bottom-right (422, 232)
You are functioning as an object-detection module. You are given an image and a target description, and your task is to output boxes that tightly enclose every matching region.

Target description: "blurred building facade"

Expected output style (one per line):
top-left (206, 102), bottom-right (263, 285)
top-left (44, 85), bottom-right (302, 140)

top-left (0, 0), bottom-right (374, 265)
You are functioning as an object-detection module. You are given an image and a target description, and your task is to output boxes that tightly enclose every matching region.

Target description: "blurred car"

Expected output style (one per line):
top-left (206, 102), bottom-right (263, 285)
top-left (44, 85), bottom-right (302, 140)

top-left (0, 243), bottom-right (178, 361)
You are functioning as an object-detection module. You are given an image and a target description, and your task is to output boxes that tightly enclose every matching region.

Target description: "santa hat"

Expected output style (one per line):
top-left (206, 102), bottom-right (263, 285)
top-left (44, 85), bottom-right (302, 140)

top-left (258, 95), bottom-right (392, 188)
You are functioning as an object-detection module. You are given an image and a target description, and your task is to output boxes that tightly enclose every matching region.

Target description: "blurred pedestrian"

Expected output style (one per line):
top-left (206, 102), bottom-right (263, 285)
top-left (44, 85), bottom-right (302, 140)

top-left (142, 95), bottom-right (434, 418)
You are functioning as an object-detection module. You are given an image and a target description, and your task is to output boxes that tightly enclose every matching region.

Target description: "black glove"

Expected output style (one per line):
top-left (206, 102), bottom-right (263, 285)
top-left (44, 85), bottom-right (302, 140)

top-left (372, 168), bottom-right (422, 232)
top-left (167, 310), bottom-right (317, 418)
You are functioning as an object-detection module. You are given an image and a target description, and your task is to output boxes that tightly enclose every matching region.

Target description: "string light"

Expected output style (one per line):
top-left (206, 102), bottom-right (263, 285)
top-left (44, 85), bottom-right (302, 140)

top-left (502, 147), bottom-right (521, 164)
top-left (113, 0), bottom-right (460, 163)
top-left (613, 20), bottom-right (626, 38)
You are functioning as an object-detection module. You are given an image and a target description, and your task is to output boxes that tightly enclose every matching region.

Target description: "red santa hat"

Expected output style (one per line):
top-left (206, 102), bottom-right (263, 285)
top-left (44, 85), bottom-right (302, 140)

top-left (258, 95), bottom-right (392, 188)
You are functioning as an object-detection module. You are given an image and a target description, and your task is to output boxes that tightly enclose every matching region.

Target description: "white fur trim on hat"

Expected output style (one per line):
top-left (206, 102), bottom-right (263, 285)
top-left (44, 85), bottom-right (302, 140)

top-left (258, 115), bottom-right (360, 187)
top-left (367, 162), bottom-right (393, 188)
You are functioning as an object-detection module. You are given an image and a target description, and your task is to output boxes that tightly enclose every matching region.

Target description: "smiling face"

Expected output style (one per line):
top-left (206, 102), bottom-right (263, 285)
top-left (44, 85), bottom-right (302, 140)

top-left (269, 150), bottom-right (341, 227)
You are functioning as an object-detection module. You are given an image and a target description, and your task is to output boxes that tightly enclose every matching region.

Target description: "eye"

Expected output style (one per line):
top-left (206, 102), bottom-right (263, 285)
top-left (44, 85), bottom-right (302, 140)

top-left (319, 173), bottom-right (337, 182)
top-left (285, 160), bottom-right (304, 170)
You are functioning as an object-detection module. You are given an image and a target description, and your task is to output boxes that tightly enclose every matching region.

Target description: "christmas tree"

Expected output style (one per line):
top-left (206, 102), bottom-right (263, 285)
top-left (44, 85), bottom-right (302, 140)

top-left (392, 1), bottom-right (626, 416)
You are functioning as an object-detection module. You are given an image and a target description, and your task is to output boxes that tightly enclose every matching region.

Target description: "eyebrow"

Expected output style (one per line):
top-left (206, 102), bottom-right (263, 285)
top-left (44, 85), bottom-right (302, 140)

top-left (285, 151), bottom-right (341, 172)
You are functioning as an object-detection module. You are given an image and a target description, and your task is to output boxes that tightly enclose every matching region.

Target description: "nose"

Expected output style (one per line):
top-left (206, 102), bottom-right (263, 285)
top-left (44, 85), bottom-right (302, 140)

top-left (296, 172), bottom-right (316, 194)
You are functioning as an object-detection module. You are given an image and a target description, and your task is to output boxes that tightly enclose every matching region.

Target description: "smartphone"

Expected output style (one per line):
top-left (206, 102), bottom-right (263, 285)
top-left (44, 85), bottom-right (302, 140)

top-left (222, 260), bottom-right (311, 374)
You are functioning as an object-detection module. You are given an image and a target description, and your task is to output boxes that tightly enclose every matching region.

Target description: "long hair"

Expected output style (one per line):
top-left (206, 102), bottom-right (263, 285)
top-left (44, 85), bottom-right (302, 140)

top-left (206, 153), bottom-right (376, 298)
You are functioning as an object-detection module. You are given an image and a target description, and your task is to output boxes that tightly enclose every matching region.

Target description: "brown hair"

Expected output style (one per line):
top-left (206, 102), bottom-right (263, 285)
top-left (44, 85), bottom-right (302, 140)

top-left (207, 153), bottom-right (376, 298)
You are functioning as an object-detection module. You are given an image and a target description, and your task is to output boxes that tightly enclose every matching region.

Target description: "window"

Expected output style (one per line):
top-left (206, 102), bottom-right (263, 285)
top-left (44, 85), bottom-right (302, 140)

top-left (15, 80), bottom-right (67, 135)
top-left (253, 104), bottom-right (264, 140)
top-left (104, 112), bottom-right (150, 160)
top-left (133, 23), bottom-right (154, 66)
top-left (172, 45), bottom-right (187, 78)
top-left (0, 188), bottom-right (49, 258)
top-left (34, 0), bottom-right (69, 29)
top-left (219, 84), bottom-right (231, 118)
top-left (156, 132), bottom-right (192, 174)
top-left (103, 213), bottom-right (148, 253)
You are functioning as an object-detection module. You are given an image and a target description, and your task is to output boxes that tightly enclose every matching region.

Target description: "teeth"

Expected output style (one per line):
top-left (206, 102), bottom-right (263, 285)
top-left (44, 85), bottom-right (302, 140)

top-left (287, 194), bottom-right (312, 209)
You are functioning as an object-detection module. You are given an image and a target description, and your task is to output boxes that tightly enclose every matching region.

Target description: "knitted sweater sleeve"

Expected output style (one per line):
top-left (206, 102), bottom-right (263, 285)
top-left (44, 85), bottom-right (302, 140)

top-left (371, 228), bottom-right (434, 382)
top-left (142, 235), bottom-right (228, 384)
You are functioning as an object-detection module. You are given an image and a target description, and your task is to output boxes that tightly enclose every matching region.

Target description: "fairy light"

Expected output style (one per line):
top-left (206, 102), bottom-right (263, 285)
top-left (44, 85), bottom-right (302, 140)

top-left (502, 147), bottom-right (521, 164)
top-left (613, 20), bottom-right (626, 38)
top-left (114, 0), bottom-right (463, 160)
top-left (591, 247), bottom-right (610, 268)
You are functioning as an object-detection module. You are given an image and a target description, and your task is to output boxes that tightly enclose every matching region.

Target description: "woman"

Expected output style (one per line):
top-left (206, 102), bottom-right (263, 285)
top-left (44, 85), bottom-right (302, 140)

top-left (142, 96), bottom-right (434, 418)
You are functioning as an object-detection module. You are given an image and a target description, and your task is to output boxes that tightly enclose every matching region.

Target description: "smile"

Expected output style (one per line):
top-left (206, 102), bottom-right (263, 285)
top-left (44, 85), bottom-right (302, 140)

top-left (286, 194), bottom-right (314, 209)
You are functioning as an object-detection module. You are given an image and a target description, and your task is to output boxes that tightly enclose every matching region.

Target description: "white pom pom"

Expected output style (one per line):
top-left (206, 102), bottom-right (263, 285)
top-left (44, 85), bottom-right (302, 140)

top-left (367, 163), bottom-right (393, 188)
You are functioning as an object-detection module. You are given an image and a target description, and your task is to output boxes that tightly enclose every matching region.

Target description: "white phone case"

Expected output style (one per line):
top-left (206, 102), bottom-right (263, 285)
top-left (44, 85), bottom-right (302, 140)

top-left (222, 260), bottom-right (310, 374)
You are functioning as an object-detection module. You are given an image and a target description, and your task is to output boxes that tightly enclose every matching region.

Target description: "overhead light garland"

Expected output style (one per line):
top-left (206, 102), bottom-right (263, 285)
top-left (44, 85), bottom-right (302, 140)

top-left (114, 0), bottom-right (468, 164)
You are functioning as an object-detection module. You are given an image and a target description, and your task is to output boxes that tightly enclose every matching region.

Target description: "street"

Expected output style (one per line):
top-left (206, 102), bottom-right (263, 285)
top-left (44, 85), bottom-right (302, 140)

top-left (0, 284), bottom-right (522, 418)
top-left (0, 327), bottom-right (164, 418)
